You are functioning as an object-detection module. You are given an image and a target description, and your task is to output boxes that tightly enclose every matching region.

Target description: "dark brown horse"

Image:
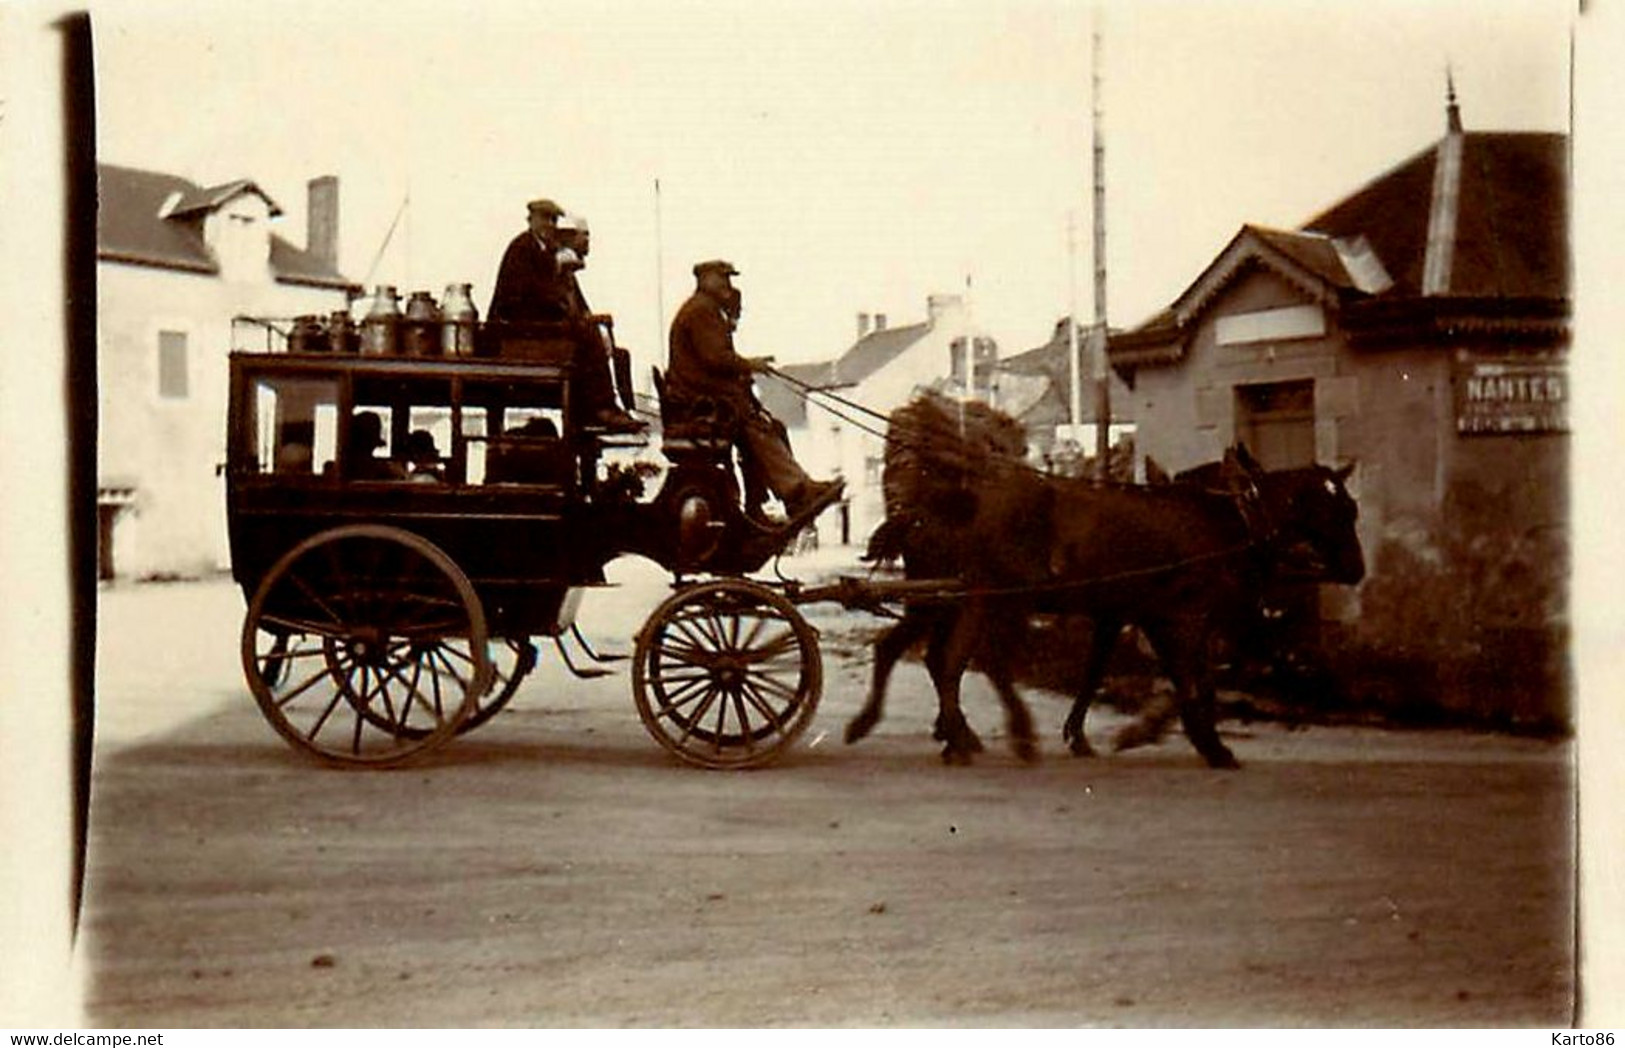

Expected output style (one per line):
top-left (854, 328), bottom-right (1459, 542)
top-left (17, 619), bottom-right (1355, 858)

top-left (846, 392), bottom-right (1364, 768)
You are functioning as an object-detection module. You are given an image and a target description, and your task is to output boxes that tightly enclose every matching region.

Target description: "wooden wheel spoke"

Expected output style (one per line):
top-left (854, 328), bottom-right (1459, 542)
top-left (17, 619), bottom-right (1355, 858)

top-left (728, 688), bottom-right (760, 748)
top-left (739, 677), bottom-right (794, 727)
top-left (737, 628), bottom-right (800, 665)
top-left (668, 615), bottom-right (721, 656)
top-left (669, 685), bottom-right (723, 742)
top-left (655, 675), bottom-right (715, 717)
top-left (747, 668), bottom-right (802, 703)
top-left (273, 661), bottom-right (343, 708)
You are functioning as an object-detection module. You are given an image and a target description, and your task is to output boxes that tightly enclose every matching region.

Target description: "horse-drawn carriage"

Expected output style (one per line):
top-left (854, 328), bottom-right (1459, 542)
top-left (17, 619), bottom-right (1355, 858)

top-left (227, 314), bottom-right (1365, 772)
top-left (226, 318), bottom-right (830, 770)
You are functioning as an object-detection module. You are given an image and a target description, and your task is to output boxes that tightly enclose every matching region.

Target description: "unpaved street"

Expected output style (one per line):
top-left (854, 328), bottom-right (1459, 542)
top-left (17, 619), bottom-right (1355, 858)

top-left (82, 555), bottom-right (1575, 1027)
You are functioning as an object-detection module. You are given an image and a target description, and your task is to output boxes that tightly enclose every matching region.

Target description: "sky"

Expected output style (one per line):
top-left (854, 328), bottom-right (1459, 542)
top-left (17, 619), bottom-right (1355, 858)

top-left (86, 0), bottom-right (1574, 365)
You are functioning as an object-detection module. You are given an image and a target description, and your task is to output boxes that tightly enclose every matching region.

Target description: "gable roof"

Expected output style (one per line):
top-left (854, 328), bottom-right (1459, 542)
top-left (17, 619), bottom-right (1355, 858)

top-left (166, 177), bottom-right (284, 219)
top-left (832, 321), bottom-right (931, 386)
top-left (754, 320), bottom-right (933, 428)
top-left (98, 162), bottom-right (353, 289)
top-left (754, 361), bottom-right (835, 428)
top-left (1111, 129), bottom-right (1569, 370)
top-left (998, 317), bottom-right (1132, 426)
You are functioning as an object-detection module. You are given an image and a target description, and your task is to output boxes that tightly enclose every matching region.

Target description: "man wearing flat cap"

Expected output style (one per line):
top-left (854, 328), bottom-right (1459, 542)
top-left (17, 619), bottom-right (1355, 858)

top-left (667, 260), bottom-right (841, 519)
top-left (489, 198), bottom-right (570, 324)
top-left (488, 198), bottom-right (641, 432)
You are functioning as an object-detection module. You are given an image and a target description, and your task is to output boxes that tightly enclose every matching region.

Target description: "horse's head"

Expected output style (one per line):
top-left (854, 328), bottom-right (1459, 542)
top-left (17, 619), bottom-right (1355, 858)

top-left (1258, 461), bottom-right (1365, 585)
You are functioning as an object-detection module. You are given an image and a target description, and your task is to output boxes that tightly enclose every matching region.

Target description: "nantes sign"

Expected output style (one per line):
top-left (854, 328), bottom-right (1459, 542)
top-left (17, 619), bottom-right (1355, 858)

top-left (1455, 361), bottom-right (1567, 435)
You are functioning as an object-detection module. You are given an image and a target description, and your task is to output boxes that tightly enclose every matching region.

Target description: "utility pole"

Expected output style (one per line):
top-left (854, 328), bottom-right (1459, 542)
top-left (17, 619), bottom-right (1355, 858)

top-left (653, 178), bottom-right (665, 377)
top-left (1067, 212), bottom-right (1082, 447)
top-left (1091, 18), bottom-right (1112, 481)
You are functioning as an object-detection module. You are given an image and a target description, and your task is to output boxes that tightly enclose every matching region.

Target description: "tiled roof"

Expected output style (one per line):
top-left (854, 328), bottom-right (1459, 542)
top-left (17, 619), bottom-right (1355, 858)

top-left (755, 361), bottom-right (835, 428)
top-left (1110, 129), bottom-right (1568, 370)
top-left (999, 318), bottom-right (1131, 425)
top-left (98, 162), bottom-right (352, 288)
top-left (1302, 131), bottom-right (1568, 299)
top-left (98, 164), bottom-right (217, 272)
top-left (168, 177), bottom-right (283, 219)
top-left (756, 321), bottom-right (932, 428)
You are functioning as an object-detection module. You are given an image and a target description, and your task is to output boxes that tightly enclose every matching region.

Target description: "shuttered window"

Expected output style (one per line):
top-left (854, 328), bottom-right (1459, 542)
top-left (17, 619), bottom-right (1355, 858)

top-left (157, 330), bottom-right (188, 399)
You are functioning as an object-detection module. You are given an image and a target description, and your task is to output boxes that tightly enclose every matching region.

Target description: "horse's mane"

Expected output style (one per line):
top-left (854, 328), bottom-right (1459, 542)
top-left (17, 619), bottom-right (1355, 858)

top-left (864, 390), bottom-right (1029, 564)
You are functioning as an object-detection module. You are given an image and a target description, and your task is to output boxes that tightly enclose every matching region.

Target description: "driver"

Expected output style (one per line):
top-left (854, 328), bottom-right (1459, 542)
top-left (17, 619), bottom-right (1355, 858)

top-left (666, 259), bottom-right (841, 519)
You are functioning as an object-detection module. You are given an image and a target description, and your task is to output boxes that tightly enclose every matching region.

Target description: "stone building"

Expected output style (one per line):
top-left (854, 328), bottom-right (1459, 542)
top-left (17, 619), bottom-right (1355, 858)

top-left (1106, 99), bottom-right (1569, 725)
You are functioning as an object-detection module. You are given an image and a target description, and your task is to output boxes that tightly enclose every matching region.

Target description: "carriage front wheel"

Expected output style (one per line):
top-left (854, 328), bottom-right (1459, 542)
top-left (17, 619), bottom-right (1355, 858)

top-left (241, 525), bottom-right (492, 767)
top-left (632, 579), bottom-right (822, 769)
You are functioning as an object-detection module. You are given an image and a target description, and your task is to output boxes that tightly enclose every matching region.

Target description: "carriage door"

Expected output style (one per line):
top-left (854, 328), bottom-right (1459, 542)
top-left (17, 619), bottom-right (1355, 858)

top-left (1234, 380), bottom-right (1315, 469)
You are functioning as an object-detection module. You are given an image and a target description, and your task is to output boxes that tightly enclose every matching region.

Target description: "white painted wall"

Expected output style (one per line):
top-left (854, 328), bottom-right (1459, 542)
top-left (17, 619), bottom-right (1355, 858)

top-left (99, 257), bottom-right (349, 578)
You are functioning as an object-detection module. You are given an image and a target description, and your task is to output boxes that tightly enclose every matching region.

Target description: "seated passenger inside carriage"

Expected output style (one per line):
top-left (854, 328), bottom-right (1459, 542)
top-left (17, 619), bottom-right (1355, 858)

top-left (345, 410), bottom-right (407, 481)
top-left (402, 429), bottom-right (445, 484)
top-left (665, 259), bottom-right (841, 522)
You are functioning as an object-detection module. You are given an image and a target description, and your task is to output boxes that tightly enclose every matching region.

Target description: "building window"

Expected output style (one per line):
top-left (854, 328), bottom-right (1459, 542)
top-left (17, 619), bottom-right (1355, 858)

top-left (157, 330), bottom-right (188, 399)
top-left (1235, 380), bottom-right (1315, 468)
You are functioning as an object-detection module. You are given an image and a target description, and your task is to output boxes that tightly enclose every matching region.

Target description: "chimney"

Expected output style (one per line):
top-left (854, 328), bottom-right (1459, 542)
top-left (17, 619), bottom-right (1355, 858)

top-left (857, 312), bottom-right (871, 339)
top-left (307, 175), bottom-right (339, 271)
top-left (874, 313), bottom-right (887, 331)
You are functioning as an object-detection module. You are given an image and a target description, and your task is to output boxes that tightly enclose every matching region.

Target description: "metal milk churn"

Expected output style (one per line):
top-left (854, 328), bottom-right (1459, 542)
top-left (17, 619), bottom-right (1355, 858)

top-left (328, 309), bottom-right (357, 354)
top-left (288, 314), bottom-right (327, 354)
top-left (402, 290), bottom-right (441, 357)
top-left (441, 282), bottom-right (480, 357)
top-left (361, 285), bottom-right (401, 356)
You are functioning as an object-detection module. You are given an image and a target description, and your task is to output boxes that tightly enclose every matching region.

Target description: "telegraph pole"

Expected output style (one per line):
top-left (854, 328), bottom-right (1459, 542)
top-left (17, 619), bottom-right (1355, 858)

top-left (1067, 212), bottom-right (1082, 442)
top-left (1091, 17), bottom-right (1112, 481)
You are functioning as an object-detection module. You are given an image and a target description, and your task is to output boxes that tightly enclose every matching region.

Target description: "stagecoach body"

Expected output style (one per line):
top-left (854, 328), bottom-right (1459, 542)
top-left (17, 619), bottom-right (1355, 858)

top-left (224, 328), bottom-right (824, 770)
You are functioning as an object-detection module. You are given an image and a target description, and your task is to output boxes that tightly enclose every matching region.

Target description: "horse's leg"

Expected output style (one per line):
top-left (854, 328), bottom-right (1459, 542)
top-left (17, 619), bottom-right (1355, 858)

top-left (1178, 622), bottom-right (1240, 770)
top-left (845, 605), bottom-right (935, 745)
top-left (984, 607), bottom-right (1037, 763)
top-left (933, 600), bottom-right (986, 764)
top-left (1141, 617), bottom-right (1239, 769)
top-left (1105, 617), bottom-right (1183, 757)
top-left (926, 615), bottom-right (984, 753)
top-left (1062, 616), bottom-right (1124, 757)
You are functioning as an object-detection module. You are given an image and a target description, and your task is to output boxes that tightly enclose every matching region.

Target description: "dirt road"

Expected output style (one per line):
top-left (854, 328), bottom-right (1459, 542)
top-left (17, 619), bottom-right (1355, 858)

top-left (81, 558), bottom-right (1574, 1027)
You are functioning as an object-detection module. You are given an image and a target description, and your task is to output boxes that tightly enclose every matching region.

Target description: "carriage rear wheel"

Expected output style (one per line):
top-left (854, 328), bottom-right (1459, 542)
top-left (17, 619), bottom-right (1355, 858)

top-left (632, 578), bottom-right (822, 769)
top-left (242, 525), bottom-right (491, 767)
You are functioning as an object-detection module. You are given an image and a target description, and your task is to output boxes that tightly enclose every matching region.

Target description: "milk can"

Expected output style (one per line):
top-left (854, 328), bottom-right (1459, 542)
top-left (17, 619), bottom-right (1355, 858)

top-left (328, 310), bottom-right (358, 354)
top-left (361, 285), bottom-right (401, 356)
top-left (288, 315), bottom-right (327, 354)
top-left (440, 282), bottom-right (480, 357)
top-left (402, 291), bottom-right (441, 357)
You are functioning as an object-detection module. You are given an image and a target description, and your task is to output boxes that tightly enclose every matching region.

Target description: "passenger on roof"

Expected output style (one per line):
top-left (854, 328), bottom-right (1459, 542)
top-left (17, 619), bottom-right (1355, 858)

top-left (487, 197), bottom-right (642, 434)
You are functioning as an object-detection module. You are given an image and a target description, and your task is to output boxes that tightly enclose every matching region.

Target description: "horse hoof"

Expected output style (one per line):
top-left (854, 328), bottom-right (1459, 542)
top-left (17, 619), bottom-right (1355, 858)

top-left (1068, 736), bottom-right (1096, 758)
top-left (844, 714), bottom-right (876, 745)
top-left (1204, 749), bottom-right (1242, 770)
top-left (940, 746), bottom-right (975, 766)
top-left (1013, 739), bottom-right (1041, 764)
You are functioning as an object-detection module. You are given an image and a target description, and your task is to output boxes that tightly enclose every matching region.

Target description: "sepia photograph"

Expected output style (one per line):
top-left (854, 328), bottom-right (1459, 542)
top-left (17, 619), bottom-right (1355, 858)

top-left (2, 0), bottom-right (1616, 1030)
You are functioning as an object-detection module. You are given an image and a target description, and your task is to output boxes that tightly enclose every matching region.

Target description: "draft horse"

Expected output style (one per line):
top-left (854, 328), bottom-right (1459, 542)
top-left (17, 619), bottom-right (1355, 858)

top-left (846, 391), bottom-right (1364, 768)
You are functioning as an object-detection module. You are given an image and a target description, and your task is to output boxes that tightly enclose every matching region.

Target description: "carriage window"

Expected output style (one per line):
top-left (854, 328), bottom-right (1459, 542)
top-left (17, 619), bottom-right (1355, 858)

top-left (248, 375), bottom-right (339, 476)
top-left (464, 378), bottom-right (569, 487)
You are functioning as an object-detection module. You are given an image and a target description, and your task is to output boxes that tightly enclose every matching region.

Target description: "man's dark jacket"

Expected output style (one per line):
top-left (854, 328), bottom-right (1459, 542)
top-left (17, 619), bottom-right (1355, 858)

top-left (488, 231), bottom-right (569, 322)
top-left (667, 290), bottom-right (756, 415)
